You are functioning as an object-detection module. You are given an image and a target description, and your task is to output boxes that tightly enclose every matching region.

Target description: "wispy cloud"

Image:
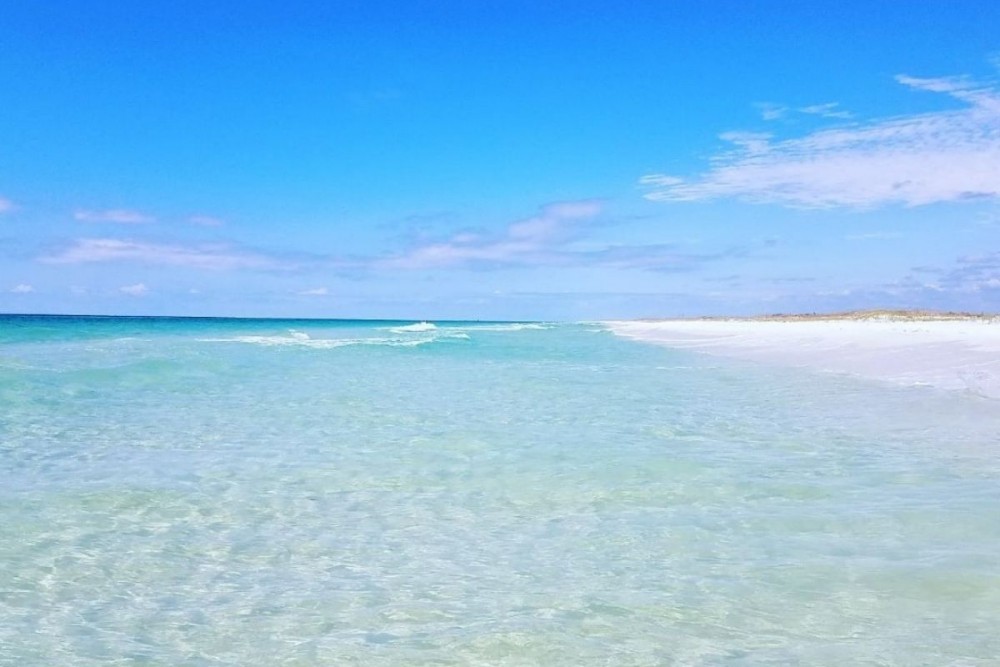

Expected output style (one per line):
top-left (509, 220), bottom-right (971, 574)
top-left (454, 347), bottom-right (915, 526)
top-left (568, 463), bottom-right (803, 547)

top-left (375, 200), bottom-right (755, 273)
top-left (645, 71), bottom-right (1000, 208)
top-left (566, 243), bottom-right (752, 272)
top-left (40, 238), bottom-right (297, 271)
top-left (119, 283), bottom-right (148, 296)
top-left (189, 215), bottom-right (225, 227)
top-left (798, 102), bottom-right (852, 119)
top-left (756, 102), bottom-right (852, 122)
top-left (10, 283), bottom-right (34, 293)
top-left (378, 200), bottom-right (605, 269)
top-left (835, 253), bottom-right (1000, 307)
top-left (0, 197), bottom-right (14, 214)
top-left (297, 287), bottom-right (329, 296)
top-left (75, 209), bottom-right (154, 224)
top-left (755, 102), bottom-right (788, 121)
top-left (934, 251), bottom-right (1000, 292)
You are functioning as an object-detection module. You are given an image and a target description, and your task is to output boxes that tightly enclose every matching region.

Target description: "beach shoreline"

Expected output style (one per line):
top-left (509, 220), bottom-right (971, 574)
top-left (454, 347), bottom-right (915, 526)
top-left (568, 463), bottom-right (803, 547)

top-left (630, 308), bottom-right (1000, 323)
top-left (604, 311), bottom-right (1000, 399)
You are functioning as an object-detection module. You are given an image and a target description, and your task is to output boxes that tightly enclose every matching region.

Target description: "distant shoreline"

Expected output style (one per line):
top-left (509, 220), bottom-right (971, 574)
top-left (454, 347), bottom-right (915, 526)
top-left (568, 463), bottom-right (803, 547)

top-left (633, 309), bottom-right (999, 323)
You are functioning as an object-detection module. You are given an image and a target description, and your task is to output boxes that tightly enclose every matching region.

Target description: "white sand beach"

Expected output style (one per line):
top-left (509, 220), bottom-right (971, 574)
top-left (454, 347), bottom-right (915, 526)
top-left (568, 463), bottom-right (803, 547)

top-left (606, 316), bottom-right (1000, 399)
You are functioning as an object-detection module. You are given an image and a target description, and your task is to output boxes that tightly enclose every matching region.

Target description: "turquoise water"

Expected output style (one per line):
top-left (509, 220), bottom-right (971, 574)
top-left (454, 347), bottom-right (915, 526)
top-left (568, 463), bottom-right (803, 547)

top-left (2, 315), bottom-right (999, 665)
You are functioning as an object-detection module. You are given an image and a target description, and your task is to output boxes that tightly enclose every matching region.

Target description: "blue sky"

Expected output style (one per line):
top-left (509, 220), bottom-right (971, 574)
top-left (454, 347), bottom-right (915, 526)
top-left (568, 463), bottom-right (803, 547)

top-left (2, 1), bottom-right (999, 319)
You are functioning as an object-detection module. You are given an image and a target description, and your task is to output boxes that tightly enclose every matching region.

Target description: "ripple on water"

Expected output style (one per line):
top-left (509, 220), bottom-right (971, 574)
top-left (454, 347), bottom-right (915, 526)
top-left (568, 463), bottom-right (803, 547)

top-left (1, 318), bottom-right (999, 665)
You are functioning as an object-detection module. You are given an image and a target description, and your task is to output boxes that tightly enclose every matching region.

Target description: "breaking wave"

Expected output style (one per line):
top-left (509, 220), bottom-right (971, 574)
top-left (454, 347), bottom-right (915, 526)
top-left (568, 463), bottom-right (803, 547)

top-left (199, 328), bottom-right (467, 349)
top-left (447, 323), bottom-right (554, 332)
top-left (386, 322), bottom-right (438, 333)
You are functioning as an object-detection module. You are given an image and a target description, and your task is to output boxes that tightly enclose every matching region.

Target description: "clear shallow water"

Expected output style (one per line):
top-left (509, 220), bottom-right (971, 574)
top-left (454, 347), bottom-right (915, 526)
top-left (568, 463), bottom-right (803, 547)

top-left (2, 315), bottom-right (999, 666)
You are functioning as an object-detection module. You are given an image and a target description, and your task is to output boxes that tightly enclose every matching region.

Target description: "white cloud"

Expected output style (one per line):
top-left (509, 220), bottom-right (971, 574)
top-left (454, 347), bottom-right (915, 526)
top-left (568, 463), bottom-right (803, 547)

top-left (119, 283), bottom-right (148, 296)
top-left (74, 209), bottom-right (154, 224)
top-left (798, 102), bottom-right (852, 119)
top-left (297, 287), bottom-right (329, 296)
top-left (379, 200), bottom-right (604, 269)
top-left (643, 71), bottom-right (1000, 209)
top-left (40, 238), bottom-right (296, 271)
top-left (189, 215), bottom-right (225, 227)
top-left (757, 102), bottom-right (851, 122)
top-left (717, 131), bottom-right (771, 155)
top-left (374, 199), bottom-right (749, 273)
top-left (755, 103), bottom-right (788, 121)
top-left (0, 197), bottom-right (14, 214)
top-left (10, 284), bottom-right (34, 293)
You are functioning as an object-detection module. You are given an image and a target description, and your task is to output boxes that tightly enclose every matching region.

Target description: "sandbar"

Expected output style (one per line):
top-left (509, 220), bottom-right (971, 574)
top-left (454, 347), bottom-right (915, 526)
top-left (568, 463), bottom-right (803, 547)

top-left (605, 311), bottom-right (1000, 399)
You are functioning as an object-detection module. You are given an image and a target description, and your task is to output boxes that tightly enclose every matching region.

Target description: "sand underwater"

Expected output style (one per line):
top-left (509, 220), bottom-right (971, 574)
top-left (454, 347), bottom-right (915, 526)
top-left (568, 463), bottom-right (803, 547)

top-left (2, 314), bottom-right (999, 665)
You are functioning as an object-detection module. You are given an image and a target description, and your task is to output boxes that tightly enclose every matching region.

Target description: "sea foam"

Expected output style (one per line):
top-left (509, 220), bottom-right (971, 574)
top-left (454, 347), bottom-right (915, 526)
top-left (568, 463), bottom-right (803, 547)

top-left (199, 326), bottom-right (472, 349)
top-left (387, 322), bottom-right (437, 333)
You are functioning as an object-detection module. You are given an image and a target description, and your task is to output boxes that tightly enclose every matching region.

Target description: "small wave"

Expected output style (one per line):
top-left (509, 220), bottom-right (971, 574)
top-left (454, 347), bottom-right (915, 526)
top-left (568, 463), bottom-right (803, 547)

top-left (387, 322), bottom-right (438, 333)
top-left (449, 323), bottom-right (553, 332)
top-left (198, 331), bottom-right (468, 349)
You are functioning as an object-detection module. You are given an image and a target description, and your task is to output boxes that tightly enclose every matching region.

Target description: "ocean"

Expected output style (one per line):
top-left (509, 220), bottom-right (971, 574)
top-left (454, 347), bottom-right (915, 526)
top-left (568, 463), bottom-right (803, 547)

top-left (2, 315), bottom-right (999, 665)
